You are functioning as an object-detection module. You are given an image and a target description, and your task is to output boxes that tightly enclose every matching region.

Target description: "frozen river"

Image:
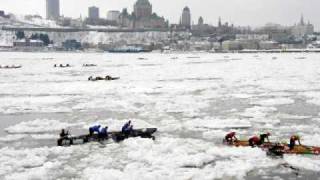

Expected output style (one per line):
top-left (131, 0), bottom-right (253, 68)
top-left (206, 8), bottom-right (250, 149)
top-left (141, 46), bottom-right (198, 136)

top-left (0, 52), bottom-right (320, 179)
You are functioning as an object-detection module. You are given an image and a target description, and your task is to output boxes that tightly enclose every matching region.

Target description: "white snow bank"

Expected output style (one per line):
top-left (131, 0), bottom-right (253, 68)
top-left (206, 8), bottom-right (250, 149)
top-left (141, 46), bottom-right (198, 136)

top-left (0, 146), bottom-right (73, 179)
top-left (0, 96), bottom-right (72, 114)
top-left (78, 137), bottom-right (277, 180)
top-left (5, 119), bottom-right (74, 134)
top-left (0, 134), bottom-right (26, 142)
top-left (253, 98), bottom-right (294, 106)
top-left (284, 155), bottom-right (320, 171)
top-left (184, 118), bottom-right (251, 131)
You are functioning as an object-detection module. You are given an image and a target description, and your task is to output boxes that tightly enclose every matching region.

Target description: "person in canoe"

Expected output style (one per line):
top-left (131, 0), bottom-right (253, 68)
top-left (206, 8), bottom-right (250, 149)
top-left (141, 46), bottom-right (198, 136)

top-left (248, 136), bottom-right (260, 147)
top-left (259, 132), bottom-right (271, 144)
top-left (248, 132), bottom-right (271, 147)
top-left (289, 135), bottom-right (301, 150)
top-left (225, 132), bottom-right (237, 144)
top-left (122, 120), bottom-right (133, 135)
top-left (105, 75), bottom-right (111, 80)
top-left (89, 125), bottom-right (101, 135)
top-left (60, 129), bottom-right (69, 138)
top-left (98, 126), bottom-right (108, 139)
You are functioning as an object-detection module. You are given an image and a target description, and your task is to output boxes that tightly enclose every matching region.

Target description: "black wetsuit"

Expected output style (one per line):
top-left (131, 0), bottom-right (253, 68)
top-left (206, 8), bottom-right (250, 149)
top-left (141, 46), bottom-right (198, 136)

top-left (259, 134), bottom-right (269, 144)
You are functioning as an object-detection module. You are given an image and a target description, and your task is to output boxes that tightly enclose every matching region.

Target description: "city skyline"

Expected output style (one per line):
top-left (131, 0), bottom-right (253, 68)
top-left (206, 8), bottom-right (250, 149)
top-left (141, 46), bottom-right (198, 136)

top-left (1, 0), bottom-right (320, 30)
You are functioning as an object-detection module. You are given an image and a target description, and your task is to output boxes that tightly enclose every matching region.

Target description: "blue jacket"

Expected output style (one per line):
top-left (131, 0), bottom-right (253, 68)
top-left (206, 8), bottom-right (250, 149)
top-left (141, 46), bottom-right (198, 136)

top-left (122, 122), bottom-right (130, 132)
top-left (90, 125), bottom-right (101, 132)
top-left (98, 127), bottom-right (108, 135)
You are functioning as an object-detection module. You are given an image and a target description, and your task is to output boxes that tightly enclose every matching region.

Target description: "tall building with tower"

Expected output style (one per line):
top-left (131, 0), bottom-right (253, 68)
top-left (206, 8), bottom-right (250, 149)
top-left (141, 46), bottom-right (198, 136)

top-left (88, 6), bottom-right (99, 19)
top-left (46, 0), bottom-right (60, 20)
top-left (134, 0), bottom-right (152, 18)
top-left (107, 10), bottom-right (121, 21)
top-left (181, 6), bottom-right (191, 29)
top-left (291, 14), bottom-right (314, 37)
top-left (119, 0), bottom-right (168, 29)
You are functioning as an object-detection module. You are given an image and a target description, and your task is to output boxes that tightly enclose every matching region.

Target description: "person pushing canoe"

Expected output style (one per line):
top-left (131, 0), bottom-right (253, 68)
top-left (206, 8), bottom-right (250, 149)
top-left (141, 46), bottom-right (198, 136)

top-left (260, 132), bottom-right (271, 144)
top-left (289, 135), bottom-right (301, 150)
top-left (249, 132), bottom-right (271, 147)
top-left (60, 129), bottom-right (69, 138)
top-left (225, 132), bottom-right (237, 144)
top-left (89, 125), bottom-right (108, 138)
top-left (122, 120), bottom-right (133, 135)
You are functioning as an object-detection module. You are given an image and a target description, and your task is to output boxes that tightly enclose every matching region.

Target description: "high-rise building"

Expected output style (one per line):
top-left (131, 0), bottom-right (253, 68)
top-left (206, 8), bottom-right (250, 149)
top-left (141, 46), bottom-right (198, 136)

top-left (107, 10), bottom-right (120, 21)
top-left (88, 6), bottom-right (99, 19)
top-left (46, 0), bottom-right (60, 20)
top-left (119, 0), bottom-right (167, 29)
top-left (181, 6), bottom-right (191, 29)
top-left (134, 0), bottom-right (152, 18)
top-left (198, 16), bottom-right (204, 25)
top-left (292, 14), bottom-right (314, 37)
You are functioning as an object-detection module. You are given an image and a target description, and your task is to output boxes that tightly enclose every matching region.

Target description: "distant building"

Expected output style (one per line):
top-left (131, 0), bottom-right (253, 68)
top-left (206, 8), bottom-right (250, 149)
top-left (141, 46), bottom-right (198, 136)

top-left (259, 41), bottom-right (280, 50)
top-left (107, 10), bottom-right (120, 21)
top-left (181, 6), bottom-right (191, 29)
top-left (62, 39), bottom-right (81, 50)
top-left (119, 0), bottom-right (168, 29)
top-left (191, 16), bottom-right (216, 37)
top-left (46, 0), bottom-right (60, 20)
top-left (291, 15), bottom-right (314, 38)
top-left (134, 0), bottom-right (152, 18)
top-left (88, 6), bottom-right (99, 19)
top-left (236, 34), bottom-right (269, 41)
top-left (13, 39), bottom-right (44, 47)
top-left (198, 16), bottom-right (204, 25)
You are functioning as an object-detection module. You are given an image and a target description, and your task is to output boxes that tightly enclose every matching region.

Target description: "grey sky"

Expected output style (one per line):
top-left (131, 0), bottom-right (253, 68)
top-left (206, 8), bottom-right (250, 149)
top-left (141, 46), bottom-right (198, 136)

top-left (1, 0), bottom-right (319, 30)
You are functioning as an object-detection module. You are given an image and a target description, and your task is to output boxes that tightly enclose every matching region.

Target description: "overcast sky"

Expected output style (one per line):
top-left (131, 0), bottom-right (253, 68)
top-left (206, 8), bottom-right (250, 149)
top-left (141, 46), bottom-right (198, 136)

top-left (1, 0), bottom-right (319, 30)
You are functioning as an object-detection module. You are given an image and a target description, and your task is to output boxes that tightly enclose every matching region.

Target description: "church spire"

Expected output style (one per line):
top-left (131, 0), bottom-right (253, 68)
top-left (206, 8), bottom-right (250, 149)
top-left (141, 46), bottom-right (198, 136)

top-left (300, 14), bottom-right (305, 25)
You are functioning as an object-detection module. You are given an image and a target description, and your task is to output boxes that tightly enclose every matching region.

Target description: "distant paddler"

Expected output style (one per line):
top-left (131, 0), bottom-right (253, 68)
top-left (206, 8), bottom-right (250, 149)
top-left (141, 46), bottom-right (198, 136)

top-left (248, 132), bottom-right (271, 147)
top-left (122, 120), bottom-right (133, 135)
top-left (289, 135), bottom-right (301, 150)
top-left (60, 129), bottom-right (69, 138)
top-left (225, 132), bottom-right (238, 144)
top-left (89, 125), bottom-right (108, 137)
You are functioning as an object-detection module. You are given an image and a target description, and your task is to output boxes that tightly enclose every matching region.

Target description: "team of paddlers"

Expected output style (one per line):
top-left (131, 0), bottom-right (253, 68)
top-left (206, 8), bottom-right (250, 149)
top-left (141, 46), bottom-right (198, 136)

top-left (0, 64), bottom-right (22, 69)
top-left (59, 120), bottom-right (134, 140)
top-left (58, 124), bottom-right (319, 156)
top-left (88, 75), bottom-right (120, 81)
top-left (225, 132), bottom-right (302, 150)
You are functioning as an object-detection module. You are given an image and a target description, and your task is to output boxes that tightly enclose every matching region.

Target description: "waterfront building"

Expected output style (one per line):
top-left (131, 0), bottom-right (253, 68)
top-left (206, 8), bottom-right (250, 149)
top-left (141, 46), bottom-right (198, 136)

top-left (107, 10), bottom-right (120, 21)
top-left (13, 39), bottom-right (44, 47)
top-left (119, 0), bottom-right (167, 29)
top-left (46, 0), bottom-right (60, 20)
top-left (181, 6), bottom-right (191, 29)
top-left (198, 17), bottom-right (204, 26)
top-left (88, 6), bottom-right (99, 19)
top-left (259, 41), bottom-right (280, 50)
top-left (62, 39), bottom-right (81, 50)
top-left (134, 0), bottom-right (152, 18)
top-left (291, 15), bottom-right (314, 38)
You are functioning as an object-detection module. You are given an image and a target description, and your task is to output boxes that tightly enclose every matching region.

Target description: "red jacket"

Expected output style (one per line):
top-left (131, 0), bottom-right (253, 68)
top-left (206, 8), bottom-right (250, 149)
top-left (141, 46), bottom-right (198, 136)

top-left (249, 136), bottom-right (260, 143)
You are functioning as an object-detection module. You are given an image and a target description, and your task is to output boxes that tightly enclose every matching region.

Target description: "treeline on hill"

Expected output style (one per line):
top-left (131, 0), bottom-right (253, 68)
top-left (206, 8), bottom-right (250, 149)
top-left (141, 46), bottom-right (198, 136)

top-left (15, 31), bottom-right (52, 46)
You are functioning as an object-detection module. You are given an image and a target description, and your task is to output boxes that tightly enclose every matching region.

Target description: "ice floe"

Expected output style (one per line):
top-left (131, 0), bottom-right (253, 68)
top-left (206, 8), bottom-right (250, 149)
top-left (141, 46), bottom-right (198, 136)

top-left (5, 119), bottom-right (75, 134)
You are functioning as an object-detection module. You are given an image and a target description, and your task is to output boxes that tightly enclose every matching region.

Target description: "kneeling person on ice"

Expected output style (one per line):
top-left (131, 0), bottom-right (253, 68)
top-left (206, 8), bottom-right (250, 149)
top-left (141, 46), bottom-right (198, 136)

top-left (248, 136), bottom-right (260, 147)
top-left (98, 126), bottom-right (108, 139)
top-left (289, 135), bottom-right (301, 150)
top-left (225, 132), bottom-right (237, 144)
top-left (259, 132), bottom-right (271, 144)
top-left (89, 125), bottom-right (101, 136)
top-left (122, 120), bottom-right (133, 135)
top-left (249, 132), bottom-right (271, 147)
